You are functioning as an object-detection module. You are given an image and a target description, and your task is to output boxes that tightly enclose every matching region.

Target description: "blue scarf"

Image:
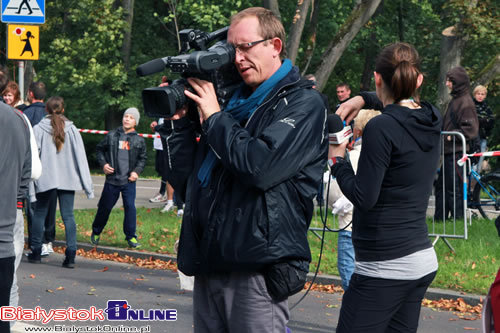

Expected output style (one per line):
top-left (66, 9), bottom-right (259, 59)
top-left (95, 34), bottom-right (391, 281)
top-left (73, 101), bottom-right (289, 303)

top-left (197, 59), bottom-right (293, 187)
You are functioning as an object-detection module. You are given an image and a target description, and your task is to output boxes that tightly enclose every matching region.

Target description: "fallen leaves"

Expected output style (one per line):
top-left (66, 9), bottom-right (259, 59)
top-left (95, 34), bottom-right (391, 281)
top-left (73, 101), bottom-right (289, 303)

top-left (421, 298), bottom-right (482, 321)
top-left (52, 246), bottom-right (178, 272)
top-left (304, 282), bottom-right (344, 294)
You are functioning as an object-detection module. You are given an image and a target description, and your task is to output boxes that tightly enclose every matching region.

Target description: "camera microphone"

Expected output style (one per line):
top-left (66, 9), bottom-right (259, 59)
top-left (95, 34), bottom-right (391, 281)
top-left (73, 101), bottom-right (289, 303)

top-left (327, 114), bottom-right (353, 145)
top-left (136, 57), bottom-right (170, 77)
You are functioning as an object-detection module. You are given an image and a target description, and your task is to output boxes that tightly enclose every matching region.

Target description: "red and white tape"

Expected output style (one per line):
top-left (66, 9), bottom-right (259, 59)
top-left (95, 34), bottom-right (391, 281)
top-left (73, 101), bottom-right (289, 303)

top-left (79, 128), bottom-right (160, 139)
top-left (457, 151), bottom-right (500, 166)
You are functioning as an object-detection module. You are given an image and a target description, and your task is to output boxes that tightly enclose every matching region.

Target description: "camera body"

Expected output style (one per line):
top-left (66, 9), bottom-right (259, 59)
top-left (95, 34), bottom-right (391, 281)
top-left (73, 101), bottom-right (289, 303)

top-left (137, 27), bottom-right (242, 118)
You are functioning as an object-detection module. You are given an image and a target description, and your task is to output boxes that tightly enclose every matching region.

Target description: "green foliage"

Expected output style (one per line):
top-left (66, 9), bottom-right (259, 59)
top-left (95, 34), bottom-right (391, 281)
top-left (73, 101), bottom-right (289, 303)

top-left (39, 0), bottom-right (128, 130)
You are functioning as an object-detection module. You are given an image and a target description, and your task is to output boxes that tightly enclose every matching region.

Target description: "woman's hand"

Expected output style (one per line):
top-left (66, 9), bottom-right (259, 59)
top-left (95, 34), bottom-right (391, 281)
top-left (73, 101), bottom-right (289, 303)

top-left (328, 141), bottom-right (349, 159)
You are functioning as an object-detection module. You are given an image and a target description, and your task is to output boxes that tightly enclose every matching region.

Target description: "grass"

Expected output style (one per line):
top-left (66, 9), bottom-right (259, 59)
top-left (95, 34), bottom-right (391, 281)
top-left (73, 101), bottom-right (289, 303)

top-left (54, 207), bottom-right (499, 295)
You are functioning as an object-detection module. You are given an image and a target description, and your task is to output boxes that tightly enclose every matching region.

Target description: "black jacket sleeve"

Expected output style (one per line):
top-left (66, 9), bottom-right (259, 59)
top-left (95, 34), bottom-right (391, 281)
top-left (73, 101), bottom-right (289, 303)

top-left (132, 137), bottom-right (147, 174)
top-left (96, 134), bottom-right (110, 168)
top-left (359, 91), bottom-right (384, 111)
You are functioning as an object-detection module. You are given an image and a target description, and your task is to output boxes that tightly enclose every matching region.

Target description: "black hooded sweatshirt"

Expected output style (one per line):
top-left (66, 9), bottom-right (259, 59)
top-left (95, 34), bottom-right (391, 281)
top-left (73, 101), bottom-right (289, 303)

top-left (442, 66), bottom-right (479, 154)
top-left (333, 101), bottom-right (442, 262)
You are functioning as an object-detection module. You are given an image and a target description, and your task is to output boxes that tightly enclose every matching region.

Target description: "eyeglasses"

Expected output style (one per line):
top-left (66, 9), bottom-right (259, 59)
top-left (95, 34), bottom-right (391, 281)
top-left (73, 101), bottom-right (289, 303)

top-left (232, 38), bottom-right (271, 53)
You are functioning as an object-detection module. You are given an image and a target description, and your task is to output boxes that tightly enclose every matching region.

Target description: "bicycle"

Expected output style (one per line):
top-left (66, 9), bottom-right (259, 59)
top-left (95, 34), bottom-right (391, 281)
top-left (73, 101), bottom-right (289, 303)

top-left (467, 167), bottom-right (500, 220)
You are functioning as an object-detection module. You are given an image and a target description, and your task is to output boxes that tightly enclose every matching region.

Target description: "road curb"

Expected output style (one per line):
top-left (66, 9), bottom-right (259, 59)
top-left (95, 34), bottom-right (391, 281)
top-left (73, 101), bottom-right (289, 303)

top-left (51, 240), bottom-right (485, 306)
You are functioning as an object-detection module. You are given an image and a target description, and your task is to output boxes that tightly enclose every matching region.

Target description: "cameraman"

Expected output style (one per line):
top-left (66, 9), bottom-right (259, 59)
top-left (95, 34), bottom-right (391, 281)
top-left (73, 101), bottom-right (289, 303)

top-left (158, 7), bottom-right (328, 332)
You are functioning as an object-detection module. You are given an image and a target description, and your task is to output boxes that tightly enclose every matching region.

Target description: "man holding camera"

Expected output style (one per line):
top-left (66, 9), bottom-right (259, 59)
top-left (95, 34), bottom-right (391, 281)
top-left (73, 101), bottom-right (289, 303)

top-left (161, 7), bottom-right (328, 332)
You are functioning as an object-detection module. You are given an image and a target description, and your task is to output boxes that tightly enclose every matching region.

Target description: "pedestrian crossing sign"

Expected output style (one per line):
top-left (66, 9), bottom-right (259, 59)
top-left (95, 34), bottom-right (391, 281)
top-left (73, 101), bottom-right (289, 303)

top-left (7, 24), bottom-right (39, 60)
top-left (1, 0), bottom-right (45, 24)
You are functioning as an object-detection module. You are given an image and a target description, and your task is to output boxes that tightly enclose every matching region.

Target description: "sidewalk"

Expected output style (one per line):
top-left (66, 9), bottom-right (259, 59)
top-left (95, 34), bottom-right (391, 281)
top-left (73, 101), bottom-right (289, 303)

top-left (49, 239), bottom-right (485, 307)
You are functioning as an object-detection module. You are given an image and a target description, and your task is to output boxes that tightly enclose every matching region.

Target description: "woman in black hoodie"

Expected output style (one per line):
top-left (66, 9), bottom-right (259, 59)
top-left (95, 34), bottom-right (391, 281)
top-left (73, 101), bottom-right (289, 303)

top-left (333, 43), bottom-right (442, 332)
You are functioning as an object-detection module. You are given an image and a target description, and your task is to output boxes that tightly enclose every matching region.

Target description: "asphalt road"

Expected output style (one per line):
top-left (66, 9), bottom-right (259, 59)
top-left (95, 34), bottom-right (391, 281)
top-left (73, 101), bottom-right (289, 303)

top-left (13, 252), bottom-right (482, 332)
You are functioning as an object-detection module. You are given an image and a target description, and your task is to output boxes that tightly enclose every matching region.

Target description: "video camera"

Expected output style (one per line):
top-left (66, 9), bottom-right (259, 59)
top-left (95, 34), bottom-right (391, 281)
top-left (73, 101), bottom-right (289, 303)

top-left (136, 27), bottom-right (242, 118)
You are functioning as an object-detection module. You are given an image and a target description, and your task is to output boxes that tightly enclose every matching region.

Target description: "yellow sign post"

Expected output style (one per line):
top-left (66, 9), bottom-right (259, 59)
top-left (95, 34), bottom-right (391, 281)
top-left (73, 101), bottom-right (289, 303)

top-left (7, 24), bottom-right (39, 60)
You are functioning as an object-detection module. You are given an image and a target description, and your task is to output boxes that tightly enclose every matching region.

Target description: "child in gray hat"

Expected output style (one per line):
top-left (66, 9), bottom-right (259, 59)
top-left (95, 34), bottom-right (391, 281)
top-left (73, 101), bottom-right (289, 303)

top-left (90, 107), bottom-right (147, 248)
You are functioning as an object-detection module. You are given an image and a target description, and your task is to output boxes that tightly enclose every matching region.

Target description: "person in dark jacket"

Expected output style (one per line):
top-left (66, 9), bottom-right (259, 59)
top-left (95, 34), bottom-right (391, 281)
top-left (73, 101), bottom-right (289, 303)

top-left (333, 42), bottom-right (442, 332)
top-left (90, 108), bottom-right (147, 248)
top-left (157, 7), bottom-right (328, 332)
top-left (434, 66), bottom-right (479, 221)
top-left (472, 85), bottom-right (494, 173)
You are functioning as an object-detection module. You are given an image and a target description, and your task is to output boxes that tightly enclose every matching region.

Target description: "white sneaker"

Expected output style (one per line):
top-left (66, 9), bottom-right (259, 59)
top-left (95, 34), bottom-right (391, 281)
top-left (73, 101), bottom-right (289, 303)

top-left (149, 193), bottom-right (168, 203)
top-left (177, 209), bottom-right (184, 217)
top-left (41, 243), bottom-right (49, 256)
top-left (47, 242), bottom-right (54, 253)
top-left (161, 202), bottom-right (175, 213)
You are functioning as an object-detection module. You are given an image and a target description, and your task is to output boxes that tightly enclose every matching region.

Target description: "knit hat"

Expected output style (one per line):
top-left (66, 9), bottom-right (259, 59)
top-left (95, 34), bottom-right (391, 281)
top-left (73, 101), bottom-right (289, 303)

top-left (124, 107), bottom-right (140, 125)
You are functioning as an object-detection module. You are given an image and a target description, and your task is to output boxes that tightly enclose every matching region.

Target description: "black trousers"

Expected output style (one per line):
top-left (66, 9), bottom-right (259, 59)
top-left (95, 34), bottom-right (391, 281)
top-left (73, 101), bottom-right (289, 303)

top-left (337, 271), bottom-right (436, 333)
top-left (0, 256), bottom-right (15, 332)
top-left (434, 153), bottom-right (465, 220)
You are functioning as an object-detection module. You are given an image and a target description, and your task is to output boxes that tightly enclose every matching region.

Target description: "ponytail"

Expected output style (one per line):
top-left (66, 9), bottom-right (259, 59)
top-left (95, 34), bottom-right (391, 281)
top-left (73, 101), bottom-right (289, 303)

top-left (46, 96), bottom-right (66, 152)
top-left (375, 43), bottom-right (422, 105)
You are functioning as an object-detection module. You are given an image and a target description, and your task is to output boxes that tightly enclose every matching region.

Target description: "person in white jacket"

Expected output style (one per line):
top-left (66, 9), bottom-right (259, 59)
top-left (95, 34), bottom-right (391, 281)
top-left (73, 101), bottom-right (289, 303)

top-left (28, 96), bottom-right (94, 267)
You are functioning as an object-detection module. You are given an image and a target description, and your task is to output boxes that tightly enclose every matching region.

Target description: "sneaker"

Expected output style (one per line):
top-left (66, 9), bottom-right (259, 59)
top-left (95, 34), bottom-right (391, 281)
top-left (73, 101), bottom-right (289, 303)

top-left (127, 237), bottom-right (141, 248)
top-left (41, 243), bottom-right (49, 257)
top-left (149, 192), bottom-right (168, 203)
top-left (161, 201), bottom-right (175, 213)
top-left (47, 242), bottom-right (54, 254)
top-left (90, 232), bottom-right (100, 246)
top-left (177, 209), bottom-right (184, 217)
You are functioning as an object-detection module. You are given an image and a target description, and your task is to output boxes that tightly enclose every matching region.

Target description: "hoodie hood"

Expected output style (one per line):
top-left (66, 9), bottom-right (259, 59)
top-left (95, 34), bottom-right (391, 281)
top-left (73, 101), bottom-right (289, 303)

top-left (36, 116), bottom-right (74, 133)
top-left (383, 102), bottom-right (442, 152)
top-left (447, 66), bottom-right (471, 98)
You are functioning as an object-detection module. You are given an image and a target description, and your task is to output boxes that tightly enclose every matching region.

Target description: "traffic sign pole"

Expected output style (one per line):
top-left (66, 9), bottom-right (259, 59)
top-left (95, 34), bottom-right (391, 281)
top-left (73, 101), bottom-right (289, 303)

top-left (18, 60), bottom-right (24, 100)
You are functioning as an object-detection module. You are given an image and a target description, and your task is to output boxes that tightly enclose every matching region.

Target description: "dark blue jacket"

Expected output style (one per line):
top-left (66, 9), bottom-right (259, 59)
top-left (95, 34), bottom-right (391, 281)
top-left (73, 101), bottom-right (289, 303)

top-left (23, 102), bottom-right (46, 126)
top-left (160, 67), bottom-right (328, 276)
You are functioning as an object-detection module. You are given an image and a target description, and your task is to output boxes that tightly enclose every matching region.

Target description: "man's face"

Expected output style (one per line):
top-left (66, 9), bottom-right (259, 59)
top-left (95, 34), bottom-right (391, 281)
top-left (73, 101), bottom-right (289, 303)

top-left (228, 16), bottom-right (282, 90)
top-left (336, 86), bottom-right (351, 102)
top-left (122, 113), bottom-right (136, 131)
top-left (474, 90), bottom-right (487, 102)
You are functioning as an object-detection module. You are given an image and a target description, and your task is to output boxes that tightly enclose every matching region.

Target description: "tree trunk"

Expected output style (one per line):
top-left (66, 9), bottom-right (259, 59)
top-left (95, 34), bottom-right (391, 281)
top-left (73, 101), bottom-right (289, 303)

top-left (263, 0), bottom-right (281, 20)
top-left (471, 54), bottom-right (500, 88)
top-left (301, 0), bottom-right (321, 75)
top-left (286, 0), bottom-right (313, 64)
top-left (121, 0), bottom-right (135, 72)
top-left (314, 0), bottom-right (382, 91)
top-left (436, 26), bottom-right (466, 114)
top-left (360, 31), bottom-right (377, 91)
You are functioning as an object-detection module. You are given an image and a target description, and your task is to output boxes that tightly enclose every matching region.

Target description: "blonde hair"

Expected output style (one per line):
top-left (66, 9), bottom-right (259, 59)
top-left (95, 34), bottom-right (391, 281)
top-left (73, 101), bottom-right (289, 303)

top-left (473, 85), bottom-right (487, 96)
top-left (353, 109), bottom-right (381, 132)
top-left (231, 7), bottom-right (286, 57)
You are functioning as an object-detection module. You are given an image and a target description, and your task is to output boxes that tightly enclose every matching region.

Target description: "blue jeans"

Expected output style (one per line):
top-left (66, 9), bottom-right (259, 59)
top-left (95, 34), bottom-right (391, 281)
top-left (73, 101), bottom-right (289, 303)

top-left (92, 182), bottom-right (137, 240)
top-left (31, 189), bottom-right (77, 251)
top-left (474, 138), bottom-right (488, 174)
top-left (338, 230), bottom-right (355, 291)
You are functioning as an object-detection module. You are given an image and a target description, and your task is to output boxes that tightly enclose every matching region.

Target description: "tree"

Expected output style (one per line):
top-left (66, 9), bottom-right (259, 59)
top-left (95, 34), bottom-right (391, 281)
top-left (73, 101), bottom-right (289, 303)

top-left (286, 0), bottom-right (313, 64)
top-left (313, 0), bottom-right (382, 91)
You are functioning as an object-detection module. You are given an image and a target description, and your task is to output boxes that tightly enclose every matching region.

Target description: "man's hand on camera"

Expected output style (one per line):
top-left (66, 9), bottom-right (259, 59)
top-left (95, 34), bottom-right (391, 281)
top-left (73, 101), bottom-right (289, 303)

top-left (158, 77), bottom-right (189, 120)
top-left (336, 96), bottom-right (365, 124)
top-left (185, 77), bottom-right (220, 122)
top-left (150, 121), bottom-right (158, 132)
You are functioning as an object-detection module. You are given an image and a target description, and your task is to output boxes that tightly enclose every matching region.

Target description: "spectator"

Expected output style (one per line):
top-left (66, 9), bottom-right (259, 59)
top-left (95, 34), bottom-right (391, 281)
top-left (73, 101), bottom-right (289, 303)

top-left (2, 81), bottom-right (22, 109)
top-left (22, 81), bottom-right (56, 256)
top-left (0, 71), bottom-right (31, 331)
top-left (472, 85), bottom-right (494, 173)
top-left (333, 42), bottom-right (442, 332)
top-left (149, 118), bottom-right (170, 204)
top-left (159, 7), bottom-right (328, 331)
top-left (90, 107), bottom-right (147, 248)
top-left (306, 74), bottom-right (332, 114)
top-left (434, 67), bottom-right (479, 221)
top-left (335, 83), bottom-right (351, 110)
top-left (28, 96), bottom-right (94, 267)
